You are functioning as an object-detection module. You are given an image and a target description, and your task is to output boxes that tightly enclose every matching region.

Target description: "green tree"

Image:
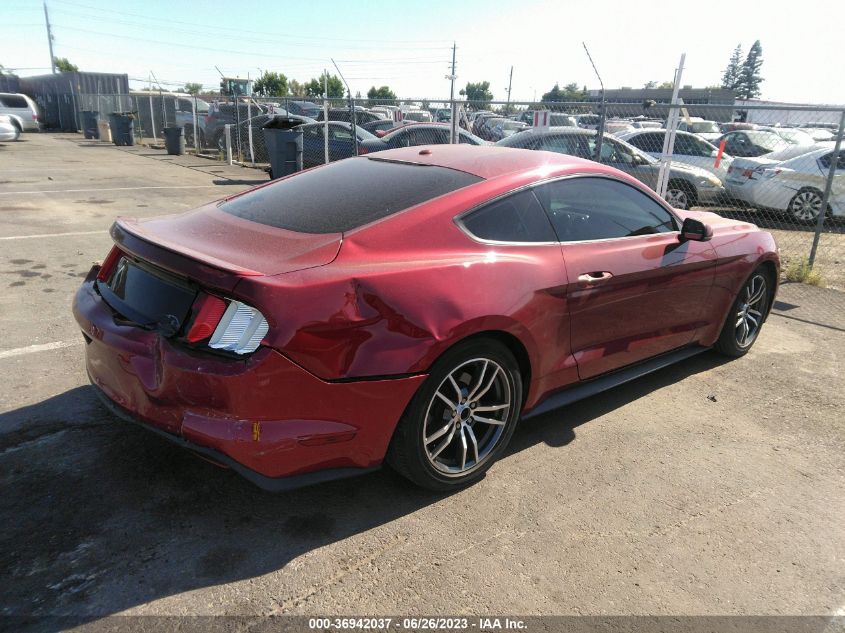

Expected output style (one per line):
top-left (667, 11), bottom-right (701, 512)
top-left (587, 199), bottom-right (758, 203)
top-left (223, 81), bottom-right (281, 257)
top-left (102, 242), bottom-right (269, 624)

top-left (721, 44), bottom-right (743, 91)
top-left (305, 73), bottom-right (344, 98)
top-left (541, 82), bottom-right (586, 102)
top-left (182, 82), bottom-right (203, 95)
top-left (54, 57), bottom-right (78, 72)
top-left (463, 81), bottom-right (493, 109)
top-left (253, 71), bottom-right (288, 97)
top-left (737, 40), bottom-right (764, 99)
top-left (657, 81), bottom-right (674, 89)
top-left (366, 85), bottom-right (397, 106)
top-left (288, 79), bottom-right (305, 97)
top-left (643, 80), bottom-right (657, 89)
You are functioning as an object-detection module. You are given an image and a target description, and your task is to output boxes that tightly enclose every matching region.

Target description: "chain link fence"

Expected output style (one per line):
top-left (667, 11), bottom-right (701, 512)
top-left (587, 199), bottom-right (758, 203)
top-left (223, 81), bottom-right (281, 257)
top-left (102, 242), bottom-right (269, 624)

top-left (68, 93), bottom-right (845, 295)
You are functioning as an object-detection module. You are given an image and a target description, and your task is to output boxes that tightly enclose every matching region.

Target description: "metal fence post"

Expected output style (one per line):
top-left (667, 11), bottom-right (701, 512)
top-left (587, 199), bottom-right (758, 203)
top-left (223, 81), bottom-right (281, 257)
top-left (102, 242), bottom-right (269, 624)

top-left (247, 99), bottom-right (255, 165)
top-left (192, 95), bottom-right (199, 151)
top-left (225, 124), bottom-right (233, 165)
top-left (808, 109), bottom-right (845, 268)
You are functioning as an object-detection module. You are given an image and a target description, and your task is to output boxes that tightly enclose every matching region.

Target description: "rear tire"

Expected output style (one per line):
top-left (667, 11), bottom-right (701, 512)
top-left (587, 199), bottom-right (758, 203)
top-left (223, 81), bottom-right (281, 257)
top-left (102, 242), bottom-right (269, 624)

top-left (788, 188), bottom-right (828, 225)
top-left (387, 339), bottom-right (523, 491)
top-left (714, 267), bottom-right (772, 357)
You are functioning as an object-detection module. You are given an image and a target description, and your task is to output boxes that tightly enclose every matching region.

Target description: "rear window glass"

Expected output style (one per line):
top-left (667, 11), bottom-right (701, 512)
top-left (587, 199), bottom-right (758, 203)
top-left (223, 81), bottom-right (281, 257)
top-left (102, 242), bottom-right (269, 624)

top-left (220, 157), bottom-right (482, 233)
top-left (1, 95), bottom-right (29, 108)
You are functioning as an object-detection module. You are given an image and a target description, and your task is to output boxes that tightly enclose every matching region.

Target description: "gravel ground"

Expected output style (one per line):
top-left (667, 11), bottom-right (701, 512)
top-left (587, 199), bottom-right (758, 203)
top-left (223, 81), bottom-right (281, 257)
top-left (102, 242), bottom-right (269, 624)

top-left (1, 135), bottom-right (843, 631)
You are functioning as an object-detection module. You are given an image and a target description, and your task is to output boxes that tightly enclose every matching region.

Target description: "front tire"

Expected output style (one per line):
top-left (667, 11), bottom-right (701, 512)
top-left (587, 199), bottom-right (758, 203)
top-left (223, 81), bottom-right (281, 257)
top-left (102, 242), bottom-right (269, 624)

top-left (387, 339), bottom-right (523, 491)
top-left (665, 180), bottom-right (697, 210)
top-left (714, 268), bottom-right (772, 357)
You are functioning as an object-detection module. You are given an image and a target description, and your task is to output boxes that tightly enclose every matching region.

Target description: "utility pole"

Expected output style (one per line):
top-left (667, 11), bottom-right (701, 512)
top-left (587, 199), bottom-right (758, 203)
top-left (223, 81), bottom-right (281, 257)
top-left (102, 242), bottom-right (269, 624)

top-left (447, 42), bottom-right (457, 143)
top-left (43, 2), bottom-right (56, 74)
top-left (505, 66), bottom-right (513, 115)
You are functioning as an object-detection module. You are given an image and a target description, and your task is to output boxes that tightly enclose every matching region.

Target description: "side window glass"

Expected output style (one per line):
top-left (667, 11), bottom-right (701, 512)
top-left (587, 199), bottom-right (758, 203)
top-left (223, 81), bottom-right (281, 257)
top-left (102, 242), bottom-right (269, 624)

top-left (461, 189), bottom-right (557, 243)
top-left (538, 135), bottom-right (583, 158)
top-left (331, 127), bottom-right (353, 141)
top-left (534, 177), bottom-right (677, 242)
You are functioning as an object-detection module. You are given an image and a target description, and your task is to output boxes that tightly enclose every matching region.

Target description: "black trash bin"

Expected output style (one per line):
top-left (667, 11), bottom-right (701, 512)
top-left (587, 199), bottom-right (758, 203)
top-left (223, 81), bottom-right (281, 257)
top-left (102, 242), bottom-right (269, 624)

top-left (262, 117), bottom-right (304, 179)
top-left (109, 112), bottom-right (136, 146)
top-left (163, 126), bottom-right (185, 155)
top-left (82, 110), bottom-right (99, 139)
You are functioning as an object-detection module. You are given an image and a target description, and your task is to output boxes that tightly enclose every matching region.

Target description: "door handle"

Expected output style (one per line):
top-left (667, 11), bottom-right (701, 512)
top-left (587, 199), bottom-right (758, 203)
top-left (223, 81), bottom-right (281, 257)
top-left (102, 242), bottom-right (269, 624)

top-left (577, 271), bottom-right (614, 284)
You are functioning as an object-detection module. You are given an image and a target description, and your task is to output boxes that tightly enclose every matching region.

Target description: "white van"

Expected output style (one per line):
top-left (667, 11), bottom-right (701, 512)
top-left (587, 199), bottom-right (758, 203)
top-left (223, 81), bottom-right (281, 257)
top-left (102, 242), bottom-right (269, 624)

top-left (0, 93), bottom-right (41, 132)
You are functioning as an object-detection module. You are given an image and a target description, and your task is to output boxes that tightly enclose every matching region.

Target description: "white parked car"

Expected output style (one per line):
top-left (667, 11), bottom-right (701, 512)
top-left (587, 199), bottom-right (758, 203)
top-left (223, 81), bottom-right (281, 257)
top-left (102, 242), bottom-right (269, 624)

top-left (676, 118), bottom-right (722, 142)
top-left (760, 127), bottom-right (816, 147)
top-left (726, 145), bottom-right (844, 223)
top-left (0, 114), bottom-right (19, 141)
top-left (0, 93), bottom-right (41, 132)
top-left (617, 129), bottom-right (734, 181)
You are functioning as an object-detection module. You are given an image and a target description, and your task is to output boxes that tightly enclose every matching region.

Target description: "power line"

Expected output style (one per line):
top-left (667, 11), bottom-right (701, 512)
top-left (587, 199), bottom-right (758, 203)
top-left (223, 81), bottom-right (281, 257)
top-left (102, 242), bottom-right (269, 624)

top-left (49, 6), bottom-right (448, 52)
top-left (49, 0), bottom-right (451, 45)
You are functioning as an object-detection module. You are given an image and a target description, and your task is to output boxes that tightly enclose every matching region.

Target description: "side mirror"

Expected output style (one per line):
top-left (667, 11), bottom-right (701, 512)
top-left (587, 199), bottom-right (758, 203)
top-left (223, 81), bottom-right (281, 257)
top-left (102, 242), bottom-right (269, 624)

top-left (680, 217), bottom-right (713, 242)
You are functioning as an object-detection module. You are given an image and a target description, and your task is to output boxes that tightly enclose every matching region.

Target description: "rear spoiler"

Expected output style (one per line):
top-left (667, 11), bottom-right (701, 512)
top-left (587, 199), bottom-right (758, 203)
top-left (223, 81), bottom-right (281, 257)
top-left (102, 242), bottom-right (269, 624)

top-left (111, 219), bottom-right (264, 279)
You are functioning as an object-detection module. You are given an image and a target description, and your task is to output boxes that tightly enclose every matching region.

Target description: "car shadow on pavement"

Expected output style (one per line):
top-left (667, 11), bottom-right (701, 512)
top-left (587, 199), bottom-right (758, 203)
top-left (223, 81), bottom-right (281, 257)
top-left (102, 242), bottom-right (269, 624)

top-left (0, 351), bottom-right (728, 626)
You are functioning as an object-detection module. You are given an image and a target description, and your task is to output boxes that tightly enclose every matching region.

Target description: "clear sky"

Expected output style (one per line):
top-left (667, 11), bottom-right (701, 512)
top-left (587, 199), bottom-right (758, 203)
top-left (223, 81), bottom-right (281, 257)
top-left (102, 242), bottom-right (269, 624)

top-left (2, 0), bottom-right (843, 104)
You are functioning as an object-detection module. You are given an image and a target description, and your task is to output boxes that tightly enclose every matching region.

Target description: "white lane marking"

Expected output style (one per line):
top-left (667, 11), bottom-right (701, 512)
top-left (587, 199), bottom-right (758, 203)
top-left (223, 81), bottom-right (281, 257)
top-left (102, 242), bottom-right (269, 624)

top-left (0, 340), bottom-right (83, 360)
top-left (0, 185), bottom-right (226, 195)
top-left (0, 230), bottom-right (107, 241)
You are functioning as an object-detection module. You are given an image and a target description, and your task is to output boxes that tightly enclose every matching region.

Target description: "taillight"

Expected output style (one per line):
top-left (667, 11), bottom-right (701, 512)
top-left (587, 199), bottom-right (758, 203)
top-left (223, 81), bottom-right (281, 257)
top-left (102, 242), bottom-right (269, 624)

top-left (97, 246), bottom-right (123, 281)
top-left (358, 145), bottom-right (369, 155)
top-left (186, 294), bottom-right (227, 343)
top-left (207, 300), bottom-right (269, 355)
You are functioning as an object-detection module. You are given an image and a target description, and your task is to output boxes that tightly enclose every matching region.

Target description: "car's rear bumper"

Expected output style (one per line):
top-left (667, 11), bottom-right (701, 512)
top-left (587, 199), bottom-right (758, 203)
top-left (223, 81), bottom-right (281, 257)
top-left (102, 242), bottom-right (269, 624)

top-left (73, 271), bottom-right (427, 489)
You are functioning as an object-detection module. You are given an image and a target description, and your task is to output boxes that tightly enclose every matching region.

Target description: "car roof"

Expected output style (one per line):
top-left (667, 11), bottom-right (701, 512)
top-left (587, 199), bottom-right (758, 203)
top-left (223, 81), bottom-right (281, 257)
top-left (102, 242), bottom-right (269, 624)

top-left (362, 144), bottom-right (602, 179)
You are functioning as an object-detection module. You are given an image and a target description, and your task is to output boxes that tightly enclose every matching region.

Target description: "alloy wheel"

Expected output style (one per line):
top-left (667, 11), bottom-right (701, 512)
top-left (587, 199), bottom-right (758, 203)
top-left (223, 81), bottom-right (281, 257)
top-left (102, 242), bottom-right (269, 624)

top-left (423, 358), bottom-right (512, 477)
top-left (666, 188), bottom-right (690, 210)
top-left (790, 190), bottom-right (822, 223)
top-left (735, 274), bottom-right (767, 348)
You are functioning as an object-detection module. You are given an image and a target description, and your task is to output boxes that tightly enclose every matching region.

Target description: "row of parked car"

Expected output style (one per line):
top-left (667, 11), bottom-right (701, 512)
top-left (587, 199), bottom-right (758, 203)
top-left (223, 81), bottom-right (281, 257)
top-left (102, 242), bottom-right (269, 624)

top-left (246, 103), bottom-right (842, 223)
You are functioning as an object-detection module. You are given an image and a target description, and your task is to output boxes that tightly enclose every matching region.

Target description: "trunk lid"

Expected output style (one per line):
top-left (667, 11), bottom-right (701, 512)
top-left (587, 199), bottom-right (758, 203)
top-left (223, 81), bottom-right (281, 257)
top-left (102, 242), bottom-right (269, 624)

top-left (115, 203), bottom-right (342, 278)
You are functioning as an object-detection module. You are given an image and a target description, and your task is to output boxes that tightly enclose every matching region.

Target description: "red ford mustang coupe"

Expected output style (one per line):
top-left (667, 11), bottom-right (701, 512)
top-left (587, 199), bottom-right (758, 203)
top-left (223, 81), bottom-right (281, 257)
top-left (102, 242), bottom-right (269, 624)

top-left (73, 145), bottom-right (779, 491)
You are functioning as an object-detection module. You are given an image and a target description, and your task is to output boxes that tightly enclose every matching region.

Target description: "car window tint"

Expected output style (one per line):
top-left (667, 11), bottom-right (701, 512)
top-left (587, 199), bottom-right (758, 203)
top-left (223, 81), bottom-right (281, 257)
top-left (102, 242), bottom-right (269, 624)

top-left (628, 133), bottom-right (655, 152)
top-left (584, 137), bottom-right (637, 164)
top-left (534, 177), bottom-right (677, 242)
top-left (461, 189), bottom-right (557, 243)
top-left (221, 157), bottom-right (482, 234)
top-left (819, 150), bottom-right (845, 170)
top-left (536, 134), bottom-right (584, 157)
top-left (0, 95), bottom-right (28, 108)
top-left (331, 127), bottom-right (353, 141)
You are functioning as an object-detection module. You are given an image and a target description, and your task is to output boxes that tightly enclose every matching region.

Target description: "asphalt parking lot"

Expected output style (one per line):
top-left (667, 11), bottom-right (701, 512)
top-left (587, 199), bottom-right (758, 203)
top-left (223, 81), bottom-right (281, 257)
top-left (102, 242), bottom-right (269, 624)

top-left (1, 134), bottom-right (844, 627)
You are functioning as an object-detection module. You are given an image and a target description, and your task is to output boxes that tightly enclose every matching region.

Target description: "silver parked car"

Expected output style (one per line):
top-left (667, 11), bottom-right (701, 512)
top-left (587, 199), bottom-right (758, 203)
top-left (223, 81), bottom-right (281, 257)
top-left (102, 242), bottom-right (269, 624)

top-left (0, 114), bottom-right (20, 142)
top-left (617, 129), bottom-right (734, 181)
top-left (0, 93), bottom-right (41, 132)
top-left (496, 127), bottom-right (725, 209)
